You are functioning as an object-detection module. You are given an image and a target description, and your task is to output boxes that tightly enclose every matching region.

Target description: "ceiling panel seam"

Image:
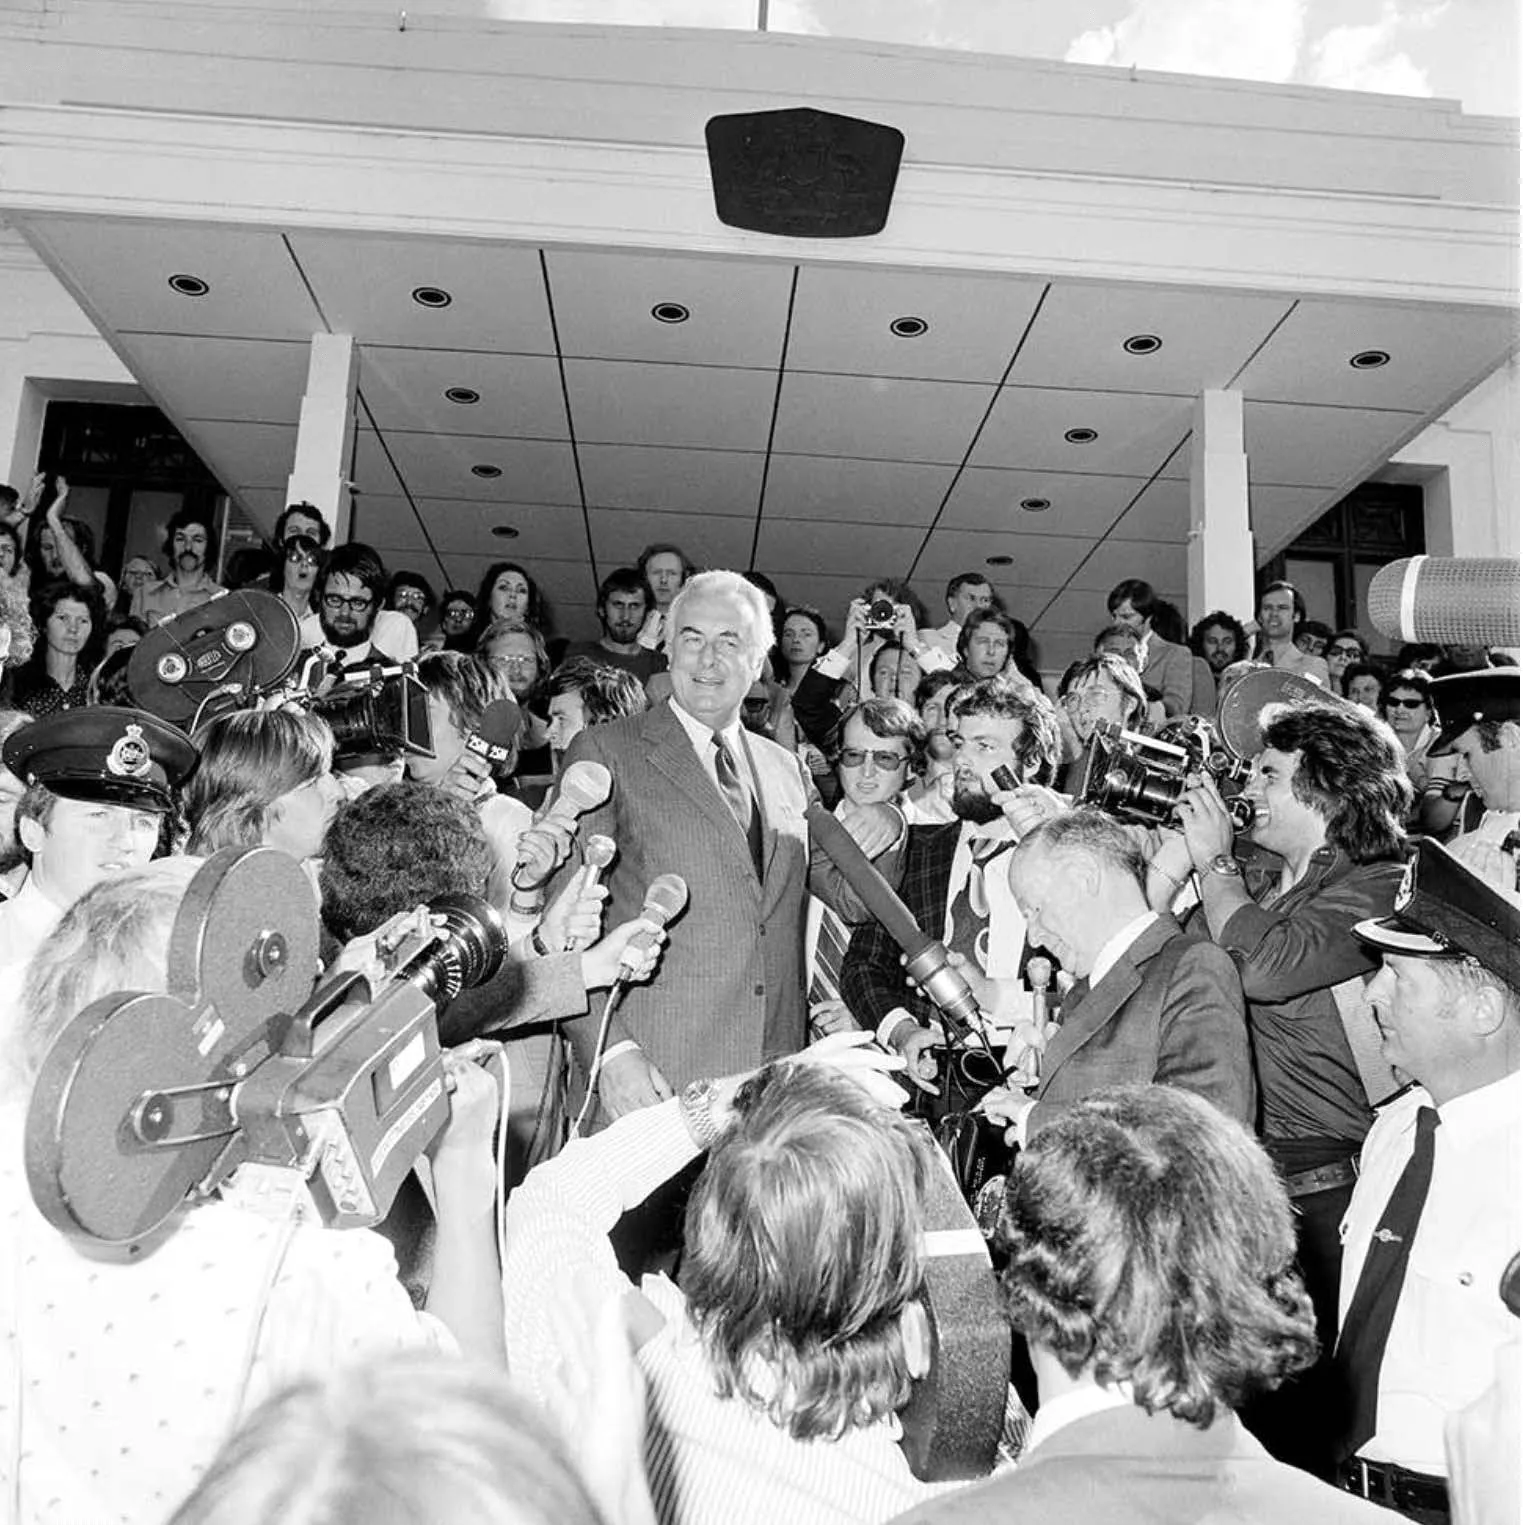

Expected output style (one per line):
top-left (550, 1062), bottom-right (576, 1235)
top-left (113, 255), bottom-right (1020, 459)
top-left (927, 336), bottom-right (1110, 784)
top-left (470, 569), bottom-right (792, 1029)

top-left (282, 235), bottom-right (335, 334)
top-left (539, 248), bottom-right (601, 592)
top-left (1028, 429), bottom-right (1193, 627)
top-left (1220, 298), bottom-right (1299, 389)
top-left (354, 389), bottom-right (451, 586)
top-left (748, 265), bottom-right (801, 571)
top-left (901, 283), bottom-right (1052, 581)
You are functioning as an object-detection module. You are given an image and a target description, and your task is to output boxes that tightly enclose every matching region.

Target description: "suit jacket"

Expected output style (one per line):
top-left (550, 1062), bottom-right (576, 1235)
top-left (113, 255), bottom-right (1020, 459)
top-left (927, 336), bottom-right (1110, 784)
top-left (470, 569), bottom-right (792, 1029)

top-left (841, 821), bottom-right (1027, 1033)
top-left (886, 1405), bottom-right (1389, 1525)
top-left (554, 703), bottom-right (883, 1087)
top-left (1030, 916), bottom-right (1255, 1133)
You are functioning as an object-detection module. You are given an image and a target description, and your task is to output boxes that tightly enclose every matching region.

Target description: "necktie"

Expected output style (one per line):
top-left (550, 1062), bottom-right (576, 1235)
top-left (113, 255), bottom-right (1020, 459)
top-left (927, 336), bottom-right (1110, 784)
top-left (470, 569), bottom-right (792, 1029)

top-left (809, 906), bottom-right (852, 1006)
top-left (949, 835), bottom-right (1010, 973)
top-left (1332, 1105), bottom-right (1440, 1460)
top-left (712, 735), bottom-right (762, 876)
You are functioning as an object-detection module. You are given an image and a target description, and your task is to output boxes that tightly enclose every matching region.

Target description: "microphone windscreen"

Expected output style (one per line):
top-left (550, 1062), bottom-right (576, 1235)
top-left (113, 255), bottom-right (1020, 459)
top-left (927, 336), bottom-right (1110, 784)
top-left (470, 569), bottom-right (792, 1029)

top-left (559, 760), bottom-right (613, 815)
top-left (476, 699), bottom-right (523, 752)
top-left (1369, 556), bottom-right (1520, 647)
top-left (640, 873), bottom-right (689, 927)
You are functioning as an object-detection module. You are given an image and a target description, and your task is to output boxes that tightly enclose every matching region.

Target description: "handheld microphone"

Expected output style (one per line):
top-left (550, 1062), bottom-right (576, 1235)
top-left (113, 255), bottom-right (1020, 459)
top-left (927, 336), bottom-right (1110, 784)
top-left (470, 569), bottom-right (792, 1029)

top-left (564, 834), bottom-right (617, 952)
top-left (617, 873), bottom-right (688, 981)
top-left (807, 807), bottom-right (985, 1039)
top-left (466, 698), bottom-right (522, 770)
top-left (542, 760), bottom-right (613, 831)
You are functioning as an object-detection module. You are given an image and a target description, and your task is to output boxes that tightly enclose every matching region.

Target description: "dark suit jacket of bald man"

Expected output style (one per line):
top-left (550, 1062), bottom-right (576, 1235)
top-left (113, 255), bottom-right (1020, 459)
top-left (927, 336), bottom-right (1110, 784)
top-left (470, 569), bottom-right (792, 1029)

top-left (1029, 914), bottom-right (1255, 1134)
top-left (551, 700), bottom-right (892, 1090)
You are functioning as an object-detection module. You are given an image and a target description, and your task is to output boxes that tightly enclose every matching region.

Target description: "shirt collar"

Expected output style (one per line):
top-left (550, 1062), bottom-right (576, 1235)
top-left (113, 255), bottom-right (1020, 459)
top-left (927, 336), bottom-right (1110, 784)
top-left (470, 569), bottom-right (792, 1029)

top-left (668, 696), bottom-right (743, 761)
top-left (1088, 909), bottom-right (1159, 989)
top-left (1434, 1069), bottom-right (1520, 1142)
top-left (1029, 1381), bottom-right (1136, 1452)
top-left (957, 816), bottom-right (1017, 850)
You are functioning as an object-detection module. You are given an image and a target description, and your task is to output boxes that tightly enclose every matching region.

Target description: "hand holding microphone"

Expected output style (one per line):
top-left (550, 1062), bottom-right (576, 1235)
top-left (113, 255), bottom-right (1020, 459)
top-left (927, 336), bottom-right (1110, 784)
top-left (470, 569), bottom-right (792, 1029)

top-left (616, 874), bottom-right (688, 983)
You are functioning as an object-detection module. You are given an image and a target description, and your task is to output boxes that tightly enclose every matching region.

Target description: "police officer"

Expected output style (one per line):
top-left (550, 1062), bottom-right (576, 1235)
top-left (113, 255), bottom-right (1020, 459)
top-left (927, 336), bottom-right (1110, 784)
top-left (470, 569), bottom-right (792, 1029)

top-left (0, 705), bottom-right (197, 979)
top-left (1334, 840), bottom-right (1519, 1519)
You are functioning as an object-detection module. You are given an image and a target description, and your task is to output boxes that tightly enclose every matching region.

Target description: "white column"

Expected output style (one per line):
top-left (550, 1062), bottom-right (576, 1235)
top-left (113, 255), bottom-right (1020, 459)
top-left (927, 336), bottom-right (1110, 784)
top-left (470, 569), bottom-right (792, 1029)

top-left (285, 333), bottom-right (356, 543)
top-left (1188, 389), bottom-right (1254, 624)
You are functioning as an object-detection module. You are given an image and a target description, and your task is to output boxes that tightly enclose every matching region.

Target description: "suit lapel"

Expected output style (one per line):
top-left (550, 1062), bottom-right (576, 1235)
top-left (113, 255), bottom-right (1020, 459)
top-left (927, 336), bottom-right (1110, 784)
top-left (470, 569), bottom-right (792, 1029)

top-left (645, 704), bottom-right (757, 878)
top-left (1037, 917), bottom-right (1178, 1089)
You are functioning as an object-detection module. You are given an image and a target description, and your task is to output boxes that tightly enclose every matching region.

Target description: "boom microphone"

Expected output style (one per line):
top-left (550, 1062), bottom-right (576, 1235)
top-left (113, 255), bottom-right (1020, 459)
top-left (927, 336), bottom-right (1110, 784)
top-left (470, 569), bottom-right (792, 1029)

top-left (1369, 556), bottom-right (1519, 648)
top-left (807, 808), bottom-right (985, 1039)
top-left (617, 873), bottom-right (688, 980)
top-left (466, 698), bottom-right (522, 769)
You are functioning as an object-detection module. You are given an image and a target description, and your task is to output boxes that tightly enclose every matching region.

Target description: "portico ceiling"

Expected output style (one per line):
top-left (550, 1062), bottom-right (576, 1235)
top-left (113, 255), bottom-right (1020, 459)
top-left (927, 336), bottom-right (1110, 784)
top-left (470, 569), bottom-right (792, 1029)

top-left (15, 214), bottom-right (1517, 658)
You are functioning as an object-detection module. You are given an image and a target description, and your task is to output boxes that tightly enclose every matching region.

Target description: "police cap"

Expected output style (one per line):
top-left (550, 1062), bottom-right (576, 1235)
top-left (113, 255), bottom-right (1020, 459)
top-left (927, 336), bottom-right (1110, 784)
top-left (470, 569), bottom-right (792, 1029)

top-left (2, 706), bottom-right (198, 813)
top-left (1426, 667), bottom-right (1520, 756)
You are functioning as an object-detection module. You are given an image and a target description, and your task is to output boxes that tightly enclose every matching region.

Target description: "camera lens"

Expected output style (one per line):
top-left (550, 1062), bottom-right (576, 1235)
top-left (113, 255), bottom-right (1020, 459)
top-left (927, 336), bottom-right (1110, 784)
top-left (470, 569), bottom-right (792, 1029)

top-left (867, 597), bottom-right (895, 625)
top-left (405, 895), bottom-right (509, 1007)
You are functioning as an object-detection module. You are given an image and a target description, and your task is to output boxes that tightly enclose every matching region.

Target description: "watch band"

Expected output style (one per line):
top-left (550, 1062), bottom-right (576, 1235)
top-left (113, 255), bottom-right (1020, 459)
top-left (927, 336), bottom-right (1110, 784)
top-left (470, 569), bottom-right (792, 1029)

top-left (1203, 853), bottom-right (1244, 878)
top-left (680, 1079), bottom-right (724, 1150)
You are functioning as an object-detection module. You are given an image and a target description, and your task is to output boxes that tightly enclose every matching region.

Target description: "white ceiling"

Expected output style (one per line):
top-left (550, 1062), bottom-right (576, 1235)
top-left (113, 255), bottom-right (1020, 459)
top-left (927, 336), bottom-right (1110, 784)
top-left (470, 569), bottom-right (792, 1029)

top-left (24, 217), bottom-right (1517, 660)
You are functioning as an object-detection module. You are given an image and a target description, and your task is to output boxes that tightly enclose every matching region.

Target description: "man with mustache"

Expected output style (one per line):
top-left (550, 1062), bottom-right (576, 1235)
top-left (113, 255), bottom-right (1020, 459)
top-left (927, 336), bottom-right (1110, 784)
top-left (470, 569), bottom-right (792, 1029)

top-left (132, 506), bottom-right (225, 625)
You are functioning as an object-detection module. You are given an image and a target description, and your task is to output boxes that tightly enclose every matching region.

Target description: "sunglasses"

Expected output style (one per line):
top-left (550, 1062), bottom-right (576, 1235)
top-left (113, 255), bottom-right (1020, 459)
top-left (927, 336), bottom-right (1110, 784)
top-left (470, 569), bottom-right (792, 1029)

top-left (1330, 646), bottom-right (1363, 661)
top-left (840, 747), bottom-right (910, 773)
top-left (1385, 696), bottom-right (1426, 710)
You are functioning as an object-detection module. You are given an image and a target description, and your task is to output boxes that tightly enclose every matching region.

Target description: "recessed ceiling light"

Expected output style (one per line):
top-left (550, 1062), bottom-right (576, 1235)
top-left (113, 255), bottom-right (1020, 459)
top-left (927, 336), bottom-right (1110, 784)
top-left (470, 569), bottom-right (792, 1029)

top-left (412, 286), bottom-right (453, 309)
top-left (1349, 349), bottom-right (1391, 370)
top-left (651, 302), bottom-right (690, 324)
top-left (1123, 333), bottom-right (1162, 355)
top-left (1019, 498), bottom-right (1052, 513)
top-left (167, 274), bottom-right (209, 297)
top-left (444, 386), bottom-right (480, 405)
top-left (491, 525), bottom-right (519, 538)
top-left (1064, 427), bottom-right (1098, 444)
top-left (985, 554), bottom-right (1014, 567)
top-left (470, 464), bottom-right (502, 479)
top-left (889, 316), bottom-right (929, 338)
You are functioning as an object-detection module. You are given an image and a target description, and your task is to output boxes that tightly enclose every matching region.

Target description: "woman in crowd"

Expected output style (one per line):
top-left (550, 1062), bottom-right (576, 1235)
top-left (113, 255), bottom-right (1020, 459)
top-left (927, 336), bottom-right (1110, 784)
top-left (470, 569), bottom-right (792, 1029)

top-left (1341, 659), bottom-right (1389, 715)
top-left (2, 856), bottom-right (505, 1524)
top-left (475, 561), bottom-right (547, 640)
top-left (183, 707), bottom-right (344, 875)
top-left (0, 521), bottom-right (22, 585)
top-left (1379, 667), bottom-right (1439, 829)
top-left (8, 577), bottom-right (104, 715)
top-left (116, 552), bottom-right (161, 615)
top-left (778, 605), bottom-right (829, 695)
top-left (1324, 630), bottom-right (1367, 693)
top-left (268, 522), bottom-right (324, 626)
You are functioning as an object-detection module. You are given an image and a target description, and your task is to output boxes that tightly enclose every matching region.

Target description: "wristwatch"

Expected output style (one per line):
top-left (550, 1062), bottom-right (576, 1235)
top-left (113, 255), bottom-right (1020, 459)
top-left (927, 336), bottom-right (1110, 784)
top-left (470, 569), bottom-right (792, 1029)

top-left (1202, 853), bottom-right (1244, 879)
top-left (679, 1079), bottom-right (725, 1150)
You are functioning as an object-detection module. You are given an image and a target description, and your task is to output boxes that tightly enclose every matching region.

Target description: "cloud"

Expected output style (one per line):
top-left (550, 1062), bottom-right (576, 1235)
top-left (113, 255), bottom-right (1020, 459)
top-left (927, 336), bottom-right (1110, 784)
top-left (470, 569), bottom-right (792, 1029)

top-left (1064, 0), bottom-right (1309, 85)
top-left (1307, 1), bottom-right (1435, 96)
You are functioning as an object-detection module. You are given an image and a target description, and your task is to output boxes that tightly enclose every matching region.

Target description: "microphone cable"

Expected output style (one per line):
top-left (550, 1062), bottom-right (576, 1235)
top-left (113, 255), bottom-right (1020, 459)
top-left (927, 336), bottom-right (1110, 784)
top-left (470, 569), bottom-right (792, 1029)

top-left (570, 984), bottom-right (624, 1140)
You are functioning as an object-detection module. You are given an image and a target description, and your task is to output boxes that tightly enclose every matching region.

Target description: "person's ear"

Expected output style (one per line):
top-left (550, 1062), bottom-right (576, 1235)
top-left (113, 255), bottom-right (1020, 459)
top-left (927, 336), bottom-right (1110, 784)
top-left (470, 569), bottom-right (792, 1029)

top-left (1499, 721), bottom-right (1520, 751)
top-left (1467, 980), bottom-right (1512, 1040)
top-left (18, 814), bottom-right (46, 858)
top-left (901, 1299), bottom-right (931, 1381)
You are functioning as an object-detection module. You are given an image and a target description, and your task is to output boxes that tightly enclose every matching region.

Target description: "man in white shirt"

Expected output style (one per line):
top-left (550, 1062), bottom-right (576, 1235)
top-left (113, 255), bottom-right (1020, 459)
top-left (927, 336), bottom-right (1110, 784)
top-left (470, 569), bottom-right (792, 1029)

top-left (1337, 839), bottom-right (1519, 1518)
top-left (1255, 581), bottom-right (1330, 685)
top-left (1426, 667), bottom-right (1519, 896)
top-left (918, 573), bottom-right (993, 663)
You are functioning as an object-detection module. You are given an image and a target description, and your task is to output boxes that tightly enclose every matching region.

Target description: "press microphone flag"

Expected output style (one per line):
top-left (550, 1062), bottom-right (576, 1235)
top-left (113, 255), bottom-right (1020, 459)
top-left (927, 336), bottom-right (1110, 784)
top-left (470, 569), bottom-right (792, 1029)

top-left (466, 699), bottom-right (522, 768)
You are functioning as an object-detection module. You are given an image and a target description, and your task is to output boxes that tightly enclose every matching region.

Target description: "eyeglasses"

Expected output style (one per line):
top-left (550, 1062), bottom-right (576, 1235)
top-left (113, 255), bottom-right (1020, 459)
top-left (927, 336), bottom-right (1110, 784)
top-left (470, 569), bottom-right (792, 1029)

top-left (840, 747), bottom-right (910, 773)
top-left (1385, 696), bottom-right (1426, 710)
top-left (285, 535), bottom-right (321, 564)
top-left (489, 653), bottom-right (538, 672)
top-left (392, 593), bottom-right (427, 612)
top-left (1330, 646), bottom-right (1363, 661)
top-left (322, 592), bottom-right (374, 615)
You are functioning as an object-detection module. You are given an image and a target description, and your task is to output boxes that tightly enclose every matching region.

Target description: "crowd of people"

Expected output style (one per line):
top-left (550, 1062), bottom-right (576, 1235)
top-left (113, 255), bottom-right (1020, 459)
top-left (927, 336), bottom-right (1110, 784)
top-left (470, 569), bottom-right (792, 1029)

top-left (0, 484), bottom-right (1520, 1525)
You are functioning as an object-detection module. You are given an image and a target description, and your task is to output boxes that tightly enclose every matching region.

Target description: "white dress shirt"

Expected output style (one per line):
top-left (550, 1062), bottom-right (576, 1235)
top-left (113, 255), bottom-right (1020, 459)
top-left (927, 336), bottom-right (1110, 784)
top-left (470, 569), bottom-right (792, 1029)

top-left (1337, 1071), bottom-right (1520, 1474)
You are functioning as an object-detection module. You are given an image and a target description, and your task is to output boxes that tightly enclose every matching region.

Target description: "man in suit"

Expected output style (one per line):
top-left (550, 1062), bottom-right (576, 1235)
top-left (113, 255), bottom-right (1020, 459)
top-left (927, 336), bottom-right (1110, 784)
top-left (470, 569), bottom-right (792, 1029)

top-left (979, 808), bottom-right (1254, 1144)
top-left (887, 1086), bottom-right (1387, 1525)
top-left (841, 678), bottom-right (1062, 1092)
top-left (555, 569), bottom-right (902, 1123)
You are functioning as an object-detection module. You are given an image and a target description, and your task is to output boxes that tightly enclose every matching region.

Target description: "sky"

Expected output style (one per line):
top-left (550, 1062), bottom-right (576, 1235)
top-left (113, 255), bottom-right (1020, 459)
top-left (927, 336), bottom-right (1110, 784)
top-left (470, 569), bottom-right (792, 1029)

top-left (479, 0), bottom-right (1520, 117)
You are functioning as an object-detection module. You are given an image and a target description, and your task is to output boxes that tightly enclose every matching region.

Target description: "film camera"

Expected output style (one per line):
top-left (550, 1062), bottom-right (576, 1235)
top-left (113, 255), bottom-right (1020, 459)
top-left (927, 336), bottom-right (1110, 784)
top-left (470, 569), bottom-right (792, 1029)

top-left (1079, 715), bottom-right (1255, 833)
top-left (1076, 667), bottom-right (1352, 833)
top-left (26, 847), bottom-right (507, 1256)
top-left (864, 594), bottom-right (902, 637)
top-left (126, 587), bottom-right (433, 759)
